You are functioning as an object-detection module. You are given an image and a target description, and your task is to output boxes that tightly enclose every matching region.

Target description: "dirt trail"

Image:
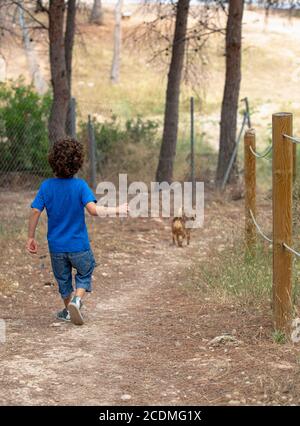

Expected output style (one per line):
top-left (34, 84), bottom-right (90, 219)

top-left (0, 195), bottom-right (300, 405)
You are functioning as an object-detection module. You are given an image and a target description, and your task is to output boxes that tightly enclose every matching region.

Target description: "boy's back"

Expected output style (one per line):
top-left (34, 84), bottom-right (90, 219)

top-left (27, 137), bottom-right (127, 326)
top-left (32, 177), bottom-right (96, 253)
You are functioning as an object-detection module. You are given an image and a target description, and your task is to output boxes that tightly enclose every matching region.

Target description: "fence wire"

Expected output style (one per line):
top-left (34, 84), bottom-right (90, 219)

top-left (247, 130), bottom-right (300, 258)
top-left (249, 209), bottom-right (273, 243)
top-left (0, 97), bottom-right (162, 191)
top-left (249, 144), bottom-right (273, 159)
top-left (283, 134), bottom-right (300, 144)
top-left (0, 115), bottom-right (53, 190)
top-left (283, 242), bottom-right (300, 258)
top-left (0, 96), bottom-right (203, 192)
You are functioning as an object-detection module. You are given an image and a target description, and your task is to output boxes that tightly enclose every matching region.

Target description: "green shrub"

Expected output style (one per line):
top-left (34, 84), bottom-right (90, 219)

top-left (78, 115), bottom-right (160, 181)
top-left (0, 81), bottom-right (52, 177)
top-left (272, 330), bottom-right (286, 345)
top-left (93, 115), bottom-right (125, 165)
top-left (124, 116), bottom-right (159, 145)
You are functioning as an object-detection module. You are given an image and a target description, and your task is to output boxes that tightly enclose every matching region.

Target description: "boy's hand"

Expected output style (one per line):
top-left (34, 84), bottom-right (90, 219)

top-left (26, 238), bottom-right (38, 254)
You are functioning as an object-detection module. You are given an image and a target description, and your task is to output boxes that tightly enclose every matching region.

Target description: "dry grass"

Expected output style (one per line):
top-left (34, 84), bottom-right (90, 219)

top-left (2, 8), bottom-right (300, 405)
top-left (3, 7), bottom-right (300, 124)
top-left (1, 190), bottom-right (300, 405)
top-left (1, 7), bottom-right (300, 184)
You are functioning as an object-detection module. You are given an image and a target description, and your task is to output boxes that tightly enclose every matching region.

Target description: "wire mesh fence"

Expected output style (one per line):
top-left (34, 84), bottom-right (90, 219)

top-left (0, 93), bottom-right (208, 193)
top-left (0, 95), bottom-right (162, 191)
top-left (0, 83), bottom-right (50, 190)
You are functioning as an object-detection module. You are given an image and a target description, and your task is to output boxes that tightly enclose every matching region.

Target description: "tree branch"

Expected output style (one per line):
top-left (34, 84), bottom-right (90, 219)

top-left (12, 0), bottom-right (48, 30)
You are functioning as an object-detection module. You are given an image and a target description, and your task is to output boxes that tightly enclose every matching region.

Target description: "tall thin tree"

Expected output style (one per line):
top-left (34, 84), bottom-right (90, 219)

top-left (111, 0), bottom-right (123, 84)
top-left (48, 0), bottom-right (69, 144)
top-left (65, 0), bottom-right (76, 135)
top-left (216, 0), bottom-right (244, 186)
top-left (156, 0), bottom-right (190, 184)
top-left (18, 3), bottom-right (48, 94)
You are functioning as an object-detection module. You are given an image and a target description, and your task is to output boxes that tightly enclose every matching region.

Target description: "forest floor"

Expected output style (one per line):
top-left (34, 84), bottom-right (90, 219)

top-left (0, 190), bottom-right (300, 406)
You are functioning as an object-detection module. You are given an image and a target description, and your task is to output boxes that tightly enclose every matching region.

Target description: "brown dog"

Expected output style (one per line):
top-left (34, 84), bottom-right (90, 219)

top-left (172, 214), bottom-right (195, 247)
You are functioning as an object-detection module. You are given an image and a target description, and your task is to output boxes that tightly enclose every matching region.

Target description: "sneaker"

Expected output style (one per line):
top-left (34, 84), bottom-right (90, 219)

top-left (56, 308), bottom-right (71, 322)
top-left (68, 296), bottom-right (84, 326)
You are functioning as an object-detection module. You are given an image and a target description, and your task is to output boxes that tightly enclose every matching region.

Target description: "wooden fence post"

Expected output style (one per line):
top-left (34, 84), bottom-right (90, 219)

top-left (272, 112), bottom-right (293, 333)
top-left (244, 128), bottom-right (256, 252)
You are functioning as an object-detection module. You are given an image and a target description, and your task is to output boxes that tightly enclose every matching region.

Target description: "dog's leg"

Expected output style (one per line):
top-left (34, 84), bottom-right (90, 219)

top-left (177, 234), bottom-right (183, 248)
top-left (172, 233), bottom-right (176, 245)
top-left (186, 230), bottom-right (190, 245)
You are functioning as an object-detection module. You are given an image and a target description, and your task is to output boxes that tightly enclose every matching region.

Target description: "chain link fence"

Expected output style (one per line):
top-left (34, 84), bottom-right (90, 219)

top-left (0, 99), bottom-right (85, 190)
top-left (0, 89), bottom-right (209, 193)
top-left (0, 92), bottom-right (90, 191)
top-left (0, 84), bottom-right (52, 190)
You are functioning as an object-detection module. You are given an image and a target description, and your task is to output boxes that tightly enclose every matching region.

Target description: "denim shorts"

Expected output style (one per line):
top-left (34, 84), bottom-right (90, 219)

top-left (50, 249), bottom-right (96, 299)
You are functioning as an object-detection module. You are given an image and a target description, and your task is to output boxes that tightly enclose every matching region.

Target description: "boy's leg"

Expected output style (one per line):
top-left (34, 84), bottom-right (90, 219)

top-left (68, 250), bottom-right (95, 325)
top-left (63, 294), bottom-right (73, 308)
top-left (50, 253), bottom-right (73, 321)
top-left (74, 288), bottom-right (86, 299)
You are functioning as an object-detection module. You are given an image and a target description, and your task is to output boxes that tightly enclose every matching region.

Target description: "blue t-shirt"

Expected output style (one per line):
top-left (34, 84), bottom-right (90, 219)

top-left (31, 177), bottom-right (97, 253)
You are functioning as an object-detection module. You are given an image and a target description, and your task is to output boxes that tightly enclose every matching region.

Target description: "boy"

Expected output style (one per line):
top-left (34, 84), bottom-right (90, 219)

top-left (26, 137), bottom-right (127, 326)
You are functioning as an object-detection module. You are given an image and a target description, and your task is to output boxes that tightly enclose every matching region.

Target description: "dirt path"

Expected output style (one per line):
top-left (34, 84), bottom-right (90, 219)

top-left (0, 194), bottom-right (300, 405)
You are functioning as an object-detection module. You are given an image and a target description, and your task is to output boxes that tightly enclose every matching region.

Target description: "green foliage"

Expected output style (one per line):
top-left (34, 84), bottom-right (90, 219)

top-left (125, 115), bottom-right (159, 145)
top-left (78, 115), bottom-right (160, 181)
top-left (272, 330), bottom-right (286, 345)
top-left (0, 81), bottom-right (52, 176)
top-left (91, 115), bottom-right (124, 164)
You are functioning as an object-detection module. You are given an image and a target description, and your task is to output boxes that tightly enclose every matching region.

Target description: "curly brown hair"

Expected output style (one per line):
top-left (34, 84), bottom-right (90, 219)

top-left (48, 138), bottom-right (84, 178)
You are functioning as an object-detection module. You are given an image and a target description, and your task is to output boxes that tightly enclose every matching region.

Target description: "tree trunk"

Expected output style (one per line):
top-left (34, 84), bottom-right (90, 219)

top-left (216, 0), bottom-right (244, 187)
top-left (155, 0), bottom-right (190, 184)
top-left (65, 0), bottom-right (76, 136)
top-left (111, 0), bottom-right (123, 84)
top-left (48, 0), bottom-right (69, 145)
top-left (89, 0), bottom-right (103, 25)
top-left (35, 0), bottom-right (46, 13)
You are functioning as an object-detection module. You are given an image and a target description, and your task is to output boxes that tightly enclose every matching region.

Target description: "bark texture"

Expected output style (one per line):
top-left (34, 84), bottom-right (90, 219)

top-left (156, 0), bottom-right (190, 183)
top-left (65, 0), bottom-right (76, 136)
top-left (216, 0), bottom-right (244, 186)
top-left (48, 0), bottom-right (69, 144)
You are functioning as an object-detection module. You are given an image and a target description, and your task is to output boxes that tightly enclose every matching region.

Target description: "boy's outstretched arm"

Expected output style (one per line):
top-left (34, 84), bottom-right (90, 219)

top-left (26, 208), bottom-right (42, 254)
top-left (85, 202), bottom-right (128, 217)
